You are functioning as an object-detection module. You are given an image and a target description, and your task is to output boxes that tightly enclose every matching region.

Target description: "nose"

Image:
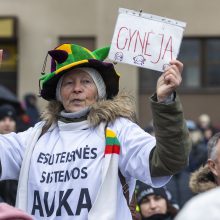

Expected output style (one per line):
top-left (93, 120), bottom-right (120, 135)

top-left (73, 79), bottom-right (83, 93)
top-left (149, 199), bottom-right (157, 209)
top-left (5, 118), bottom-right (12, 126)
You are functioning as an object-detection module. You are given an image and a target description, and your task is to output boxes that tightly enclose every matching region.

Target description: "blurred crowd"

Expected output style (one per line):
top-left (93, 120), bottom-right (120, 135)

top-left (141, 113), bottom-right (220, 220)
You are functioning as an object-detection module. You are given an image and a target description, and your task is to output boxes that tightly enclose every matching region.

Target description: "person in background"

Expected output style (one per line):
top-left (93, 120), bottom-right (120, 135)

top-left (136, 182), bottom-right (179, 220)
top-left (0, 104), bottom-right (16, 134)
top-left (189, 132), bottom-right (220, 194)
top-left (174, 187), bottom-right (220, 220)
top-left (197, 114), bottom-right (216, 144)
top-left (0, 104), bottom-right (18, 206)
top-left (165, 120), bottom-right (200, 208)
top-left (23, 93), bottom-right (40, 127)
top-left (187, 120), bottom-right (207, 172)
top-left (0, 43), bottom-right (190, 219)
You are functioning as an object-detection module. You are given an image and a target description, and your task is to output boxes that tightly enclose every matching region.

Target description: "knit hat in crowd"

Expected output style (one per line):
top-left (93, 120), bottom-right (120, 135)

top-left (136, 184), bottom-right (168, 205)
top-left (39, 43), bottom-right (120, 101)
top-left (0, 104), bottom-right (16, 121)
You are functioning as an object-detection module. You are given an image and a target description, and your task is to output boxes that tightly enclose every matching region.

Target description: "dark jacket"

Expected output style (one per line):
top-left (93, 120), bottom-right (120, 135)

top-left (0, 180), bottom-right (18, 206)
top-left (149, 94), bottom-right (191, 176)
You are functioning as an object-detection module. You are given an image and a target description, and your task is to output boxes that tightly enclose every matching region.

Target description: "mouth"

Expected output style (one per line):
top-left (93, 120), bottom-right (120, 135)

top-left (71, 99), bottom-right (84, 105)
top-left (150, 210), bottom-right (161, 216)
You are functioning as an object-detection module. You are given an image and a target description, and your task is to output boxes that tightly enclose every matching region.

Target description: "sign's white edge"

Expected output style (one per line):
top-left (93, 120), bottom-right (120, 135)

top-left (118, 8), bottom-right (186, 28)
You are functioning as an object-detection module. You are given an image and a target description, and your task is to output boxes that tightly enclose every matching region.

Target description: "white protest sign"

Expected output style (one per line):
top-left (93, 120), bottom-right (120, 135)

top-left (108, 8), bottom-right (186, 72)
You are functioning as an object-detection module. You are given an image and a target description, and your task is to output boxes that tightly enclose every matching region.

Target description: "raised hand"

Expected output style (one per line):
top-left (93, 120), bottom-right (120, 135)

top-left (156, 60), bottom-right (183, 102)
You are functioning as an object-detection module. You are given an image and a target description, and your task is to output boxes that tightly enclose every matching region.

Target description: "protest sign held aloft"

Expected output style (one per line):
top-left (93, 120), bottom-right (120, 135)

top-left (108, 8), bottom-right (186, 72)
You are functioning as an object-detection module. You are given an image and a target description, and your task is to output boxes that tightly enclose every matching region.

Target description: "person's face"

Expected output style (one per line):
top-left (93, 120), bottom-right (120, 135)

top-left (208, 139), bottom-right (220, 185)
top-left (0, 117), bottom-right (16, 134)
top-left (60, 69), bottom-right (98, 113)
top-left (28, 96), bottom-right (37, 106)
top-left (199, 115), bottom-right (210, 129)
top-left (204, 128), bottom-right (213, 141)
top-left (140, 195), bottom-right (167, 218)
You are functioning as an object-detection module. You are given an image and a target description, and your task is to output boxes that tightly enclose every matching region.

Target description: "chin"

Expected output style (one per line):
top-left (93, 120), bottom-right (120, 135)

top-left (69, 107), bottom-right (85, 113)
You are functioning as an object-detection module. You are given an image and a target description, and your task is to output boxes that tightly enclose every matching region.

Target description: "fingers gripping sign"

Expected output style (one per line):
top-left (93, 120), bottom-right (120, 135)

top-left (156, 59), bottom-right (183, 102)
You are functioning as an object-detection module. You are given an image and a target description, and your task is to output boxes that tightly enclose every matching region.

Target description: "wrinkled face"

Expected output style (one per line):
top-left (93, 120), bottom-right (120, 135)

top-left (0, 117), bottom-right (16, 134)
top-left (140, 195), bottom-right (167, 218)
top-left (60, 69), bottom-right (98, 113)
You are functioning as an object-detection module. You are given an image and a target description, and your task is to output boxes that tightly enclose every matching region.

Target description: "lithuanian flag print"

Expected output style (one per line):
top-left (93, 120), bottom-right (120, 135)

top-left (105, 128), bottom-right (120, 155)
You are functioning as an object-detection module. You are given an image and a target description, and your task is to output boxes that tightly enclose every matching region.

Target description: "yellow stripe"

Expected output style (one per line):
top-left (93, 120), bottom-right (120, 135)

top-left (56, 44), bottom-right (72, 54)
top-left (55, 60), bottom-right (89, 74)
top-left (106, 128), bottom-right (116, 138)
top-left (83, 47), bottom-right (96, 59)
top-left (116, 71), bottom-right (121, 77)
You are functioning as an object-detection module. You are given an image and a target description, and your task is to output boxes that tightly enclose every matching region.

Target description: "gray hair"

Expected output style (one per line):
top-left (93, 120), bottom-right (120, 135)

top-left (207, 132), bottom-right (220, 160)
top-left (56, 67), bottom-right (106, 102)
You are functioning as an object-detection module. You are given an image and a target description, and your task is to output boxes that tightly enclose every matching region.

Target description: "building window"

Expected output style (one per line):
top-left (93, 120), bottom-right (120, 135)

top-left (139, 37), bottom-right (220, 94)
top-left (0, 17), bottom-right (18, 94)
top-left (204, 39), bottom-right (220, 87)
top-left (179, 39), bottom-right (201, 88)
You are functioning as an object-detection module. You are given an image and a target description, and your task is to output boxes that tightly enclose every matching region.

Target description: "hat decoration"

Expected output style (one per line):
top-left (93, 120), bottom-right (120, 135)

top-left (39, 44), bottom-right (119, 101)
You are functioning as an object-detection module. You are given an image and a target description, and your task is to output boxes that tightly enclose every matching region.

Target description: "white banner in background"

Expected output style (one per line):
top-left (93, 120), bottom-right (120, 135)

top-left (108, 8), bottom-right (186, 72)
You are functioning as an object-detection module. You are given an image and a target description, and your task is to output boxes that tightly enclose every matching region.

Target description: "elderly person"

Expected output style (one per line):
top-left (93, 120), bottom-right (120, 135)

top-left (0, 43), bottom-right (190, 220)
top-left (190, 132), bottom-right (220, 193)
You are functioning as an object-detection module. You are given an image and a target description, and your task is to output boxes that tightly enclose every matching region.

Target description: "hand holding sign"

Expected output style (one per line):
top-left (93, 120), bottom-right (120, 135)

top-left (109, 8), bottom-right (186, 72)
top-left (156, 60), bottom-right (183, 102)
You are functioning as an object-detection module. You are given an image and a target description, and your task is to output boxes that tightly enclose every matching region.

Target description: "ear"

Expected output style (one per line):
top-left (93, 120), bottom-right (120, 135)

top-left (92, 46), bottom-right (110, 61)
top-left (208, 159), bottom-right (218, 176)
top-left (48, 50), bottom-right (68, 64)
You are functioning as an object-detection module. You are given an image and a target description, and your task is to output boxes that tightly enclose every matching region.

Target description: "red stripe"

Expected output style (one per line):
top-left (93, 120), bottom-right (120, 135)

top-left (105, 145), bottom-right (120, 155)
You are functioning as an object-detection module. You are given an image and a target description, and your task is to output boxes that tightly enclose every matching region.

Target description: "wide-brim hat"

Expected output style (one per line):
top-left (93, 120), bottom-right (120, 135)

top-left (39, 44), bottom-right (120, 101)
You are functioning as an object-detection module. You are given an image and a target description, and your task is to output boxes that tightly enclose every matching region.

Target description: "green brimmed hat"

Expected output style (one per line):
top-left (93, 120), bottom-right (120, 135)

top-left (39, 43), bottom-right (120, 101)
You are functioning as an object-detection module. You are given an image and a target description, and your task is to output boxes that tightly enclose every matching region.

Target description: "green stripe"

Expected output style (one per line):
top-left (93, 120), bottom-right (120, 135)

top-left (106, 137), bottom-right (120, 146)
top-left (40, 72), bottom-right (55, 86)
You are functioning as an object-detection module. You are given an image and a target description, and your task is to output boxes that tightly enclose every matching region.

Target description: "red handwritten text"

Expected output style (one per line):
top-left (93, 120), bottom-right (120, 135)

top-left (116, 26), bottom-right (173, 64)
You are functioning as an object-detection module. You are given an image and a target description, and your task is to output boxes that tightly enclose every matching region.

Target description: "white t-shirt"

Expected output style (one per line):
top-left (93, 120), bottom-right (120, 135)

top-left (0, 117), bottom-right (170, 220)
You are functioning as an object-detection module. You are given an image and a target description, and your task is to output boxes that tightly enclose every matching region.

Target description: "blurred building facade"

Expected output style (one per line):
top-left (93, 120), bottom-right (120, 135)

top-left (0, 0), bottom-right (220, 127)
